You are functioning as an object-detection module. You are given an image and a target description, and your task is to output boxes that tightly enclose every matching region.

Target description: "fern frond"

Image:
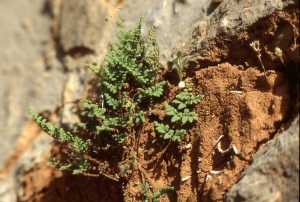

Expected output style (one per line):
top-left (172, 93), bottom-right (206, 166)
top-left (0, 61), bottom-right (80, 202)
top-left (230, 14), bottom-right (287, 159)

top-left (72, 158), bottom-right (90, 174)
top-left (104, 93), bottom-right (120, 110)
top-left (81, 100), bottom-right (106, 119)
top-left (138, 81), bottom-right (166, 98)
top-left (28, 109), bottom-right (90, 153)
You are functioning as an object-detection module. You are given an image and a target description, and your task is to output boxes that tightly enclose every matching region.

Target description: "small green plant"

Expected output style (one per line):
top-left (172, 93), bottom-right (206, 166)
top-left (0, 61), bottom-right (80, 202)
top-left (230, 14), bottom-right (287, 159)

top-left (153, 121), bottom-right (186, 142)
top-left (28, 109), bottom-right (92, 174)
top-left (140, 182), bottom-right (174, 202)
top-left (170, 51), bottom-right (188, 88)
top-left (84, 17), bottom-right (165, 144)
top-left (164, 104), bottom-right (198, 124)
top-left (154, 80), bottom-right (204, 142)
top-left (172, 81), bottom-right (204, 109)
top-left (28, 18), bottom-right (165, 178)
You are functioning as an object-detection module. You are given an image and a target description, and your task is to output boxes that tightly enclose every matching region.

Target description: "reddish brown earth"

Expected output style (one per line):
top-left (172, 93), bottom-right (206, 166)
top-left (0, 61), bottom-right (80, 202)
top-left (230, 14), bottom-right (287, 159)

top-left (2, 6), bottom-right (299, 202)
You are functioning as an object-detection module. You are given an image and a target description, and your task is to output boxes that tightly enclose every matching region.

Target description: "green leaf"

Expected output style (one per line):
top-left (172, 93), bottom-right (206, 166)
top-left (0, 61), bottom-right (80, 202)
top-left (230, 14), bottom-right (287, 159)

top-left (96, 124), bottom-right (114, 133)
top-left (182, 109), bottom-right (198, 124)
top-left (172, 58), bottom-right (179, 69)
top-left (166, 110), bottom-right (176, 116)
top-left (165, 103), bottom-right (178, 116)
top-left (188, 116), bottom-right (194, 123)
top-left (163, 129), bottom-right (174, 140)
top-left (72, 158), bottom-right (90, 174)
top-left (72, 137), bottom-right (91, 153)
top-left (81, 100), bottom-right (106, 119)
top-left (135, 110), bottom-right (146, 123)
top-left (172, 129), bottom-right (186, 142)
top-left (182, 116), bottom-right (188, 124)
top-left (103, 81), bottom-right (118, 94)
top-left (154, 121), bottom-right (177, 140)
top-left (181, 57), bottom-right (188, 68)
top-left (154, 121), bottom-right (166, 134)
top-left (114, 133), bottom-right (128, 143)
top-left (178, 103), bottom-right (186, 110)
top-left (173, 82), bottom-right (204, 106)
top-left (138, 81), bottom-right (166, 98)
top-left (171, 115), bottom-right (181, 122)
top-left (176, 51), bottom-right (182, 58)
top-left (59, 162), bottom-right (73, 171)
top-left (104, 93), bottom-right (120, 110)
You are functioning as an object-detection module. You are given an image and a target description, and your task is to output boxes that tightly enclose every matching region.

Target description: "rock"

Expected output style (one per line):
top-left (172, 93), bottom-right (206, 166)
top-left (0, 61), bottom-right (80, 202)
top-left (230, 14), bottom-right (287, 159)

top-left (59, 0), bottom-right (110, 53)
top-left (225, 116), bottom-right (299, 202)
top-left (0, 0), bottom-right (54, 168)
top-left (29, 69), bottom-right (66, 113)
top-left (117, 0), bottom-right (212, 63)
top-left (181, 0), bottom-right (298, 66)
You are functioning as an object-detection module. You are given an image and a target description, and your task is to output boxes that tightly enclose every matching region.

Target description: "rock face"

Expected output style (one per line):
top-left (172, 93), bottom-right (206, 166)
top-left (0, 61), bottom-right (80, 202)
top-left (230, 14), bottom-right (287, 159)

top-left (182, 0), bottom-right (299, 66)
top-left (226, 116), bottom-right (299, 202)
top-left (0, 0), bottom-right (60, 169)
top-left (59, 0), bottom-right (110, 53)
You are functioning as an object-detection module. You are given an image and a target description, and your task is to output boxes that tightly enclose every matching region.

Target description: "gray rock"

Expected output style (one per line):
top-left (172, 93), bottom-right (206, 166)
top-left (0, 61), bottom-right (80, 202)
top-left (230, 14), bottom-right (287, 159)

top-left (0, 0), bottom-right (58, 168)
top-left (0, 0), bottom-right (99, 170)
top-left (181, 0), bottom-right (297, 62)
top-left (59, 0), bottom-right (110, 53)
top-left (225, 116), bottom-right (299, 202)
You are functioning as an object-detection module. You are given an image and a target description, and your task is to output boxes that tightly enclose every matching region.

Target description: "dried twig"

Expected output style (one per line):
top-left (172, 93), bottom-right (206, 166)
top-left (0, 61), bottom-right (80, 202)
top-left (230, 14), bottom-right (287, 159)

top-left (250, 40), bottom-right (267, 78)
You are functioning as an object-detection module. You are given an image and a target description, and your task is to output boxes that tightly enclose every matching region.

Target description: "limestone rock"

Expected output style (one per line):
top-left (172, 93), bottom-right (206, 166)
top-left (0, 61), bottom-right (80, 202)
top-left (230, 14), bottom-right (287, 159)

top-left (226, 116), bottom-right (299, 202)
top-left (59, 0), bottom-right (110, 53)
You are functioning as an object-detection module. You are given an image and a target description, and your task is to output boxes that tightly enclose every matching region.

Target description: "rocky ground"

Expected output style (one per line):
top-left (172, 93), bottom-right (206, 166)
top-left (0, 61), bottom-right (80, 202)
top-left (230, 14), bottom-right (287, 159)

top-left (0, 0), bottom-right (299, 201)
